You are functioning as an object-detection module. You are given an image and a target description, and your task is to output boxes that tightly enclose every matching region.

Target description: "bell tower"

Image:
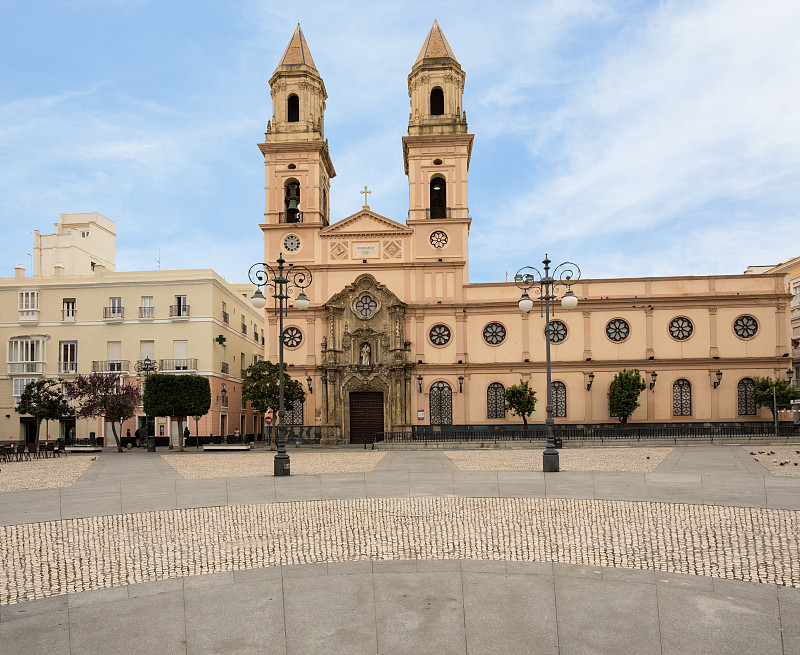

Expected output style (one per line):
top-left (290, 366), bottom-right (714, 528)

top-left (259, 24), bottom-right (335, 253)
top-left (403, 21), bottom-right (473, 270)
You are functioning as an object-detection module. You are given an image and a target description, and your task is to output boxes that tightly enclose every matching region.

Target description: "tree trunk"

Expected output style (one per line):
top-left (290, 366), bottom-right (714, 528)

top-left (34, 419), bottom-right (42, 448)
top-left (177, 418), bottom-right (184, 452)
top-left (522, 415), bottom-right (528, 435)
top-left (110, 421), bottom-right (122, 452)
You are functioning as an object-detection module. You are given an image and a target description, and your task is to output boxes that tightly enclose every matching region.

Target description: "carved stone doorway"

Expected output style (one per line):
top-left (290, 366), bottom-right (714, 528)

top-left (349, 391), bottom-right (384, 444)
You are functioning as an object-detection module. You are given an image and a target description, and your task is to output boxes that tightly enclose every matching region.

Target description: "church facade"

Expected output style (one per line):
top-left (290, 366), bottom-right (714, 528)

top-left (260, 23), bottom-right (791, 444)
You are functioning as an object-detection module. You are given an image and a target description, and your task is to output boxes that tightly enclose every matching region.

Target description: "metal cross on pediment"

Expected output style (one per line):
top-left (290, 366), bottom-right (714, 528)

top-left (360, 185), bottom-right (371, 207)
top-left (215, 335), bottom-right (226, 345)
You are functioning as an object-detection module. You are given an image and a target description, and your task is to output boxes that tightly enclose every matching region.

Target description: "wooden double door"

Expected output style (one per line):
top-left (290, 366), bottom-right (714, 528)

top-left (349, 392), bottom-right (384, 444)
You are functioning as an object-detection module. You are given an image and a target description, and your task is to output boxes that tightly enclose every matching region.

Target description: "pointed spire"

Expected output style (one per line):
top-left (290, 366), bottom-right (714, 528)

top-left (278, 24), bottom-right (317, 69)
top-left (415, 20), bottom-right (458, 64)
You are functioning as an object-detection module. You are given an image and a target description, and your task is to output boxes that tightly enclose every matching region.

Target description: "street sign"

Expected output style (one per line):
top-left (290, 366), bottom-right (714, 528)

top-left (417, 410), bottom-right (424, 420)
top-left (265, 416), bottom-right (272, 425)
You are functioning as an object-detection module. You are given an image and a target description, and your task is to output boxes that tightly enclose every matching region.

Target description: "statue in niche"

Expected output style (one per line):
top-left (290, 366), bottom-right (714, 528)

top-left (360, 342), bottom-right (371, 366)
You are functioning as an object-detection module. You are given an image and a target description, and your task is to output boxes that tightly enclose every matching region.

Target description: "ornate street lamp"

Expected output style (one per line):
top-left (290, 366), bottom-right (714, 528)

top-left (249, 252), bottom-right (311, 476)
top-left (515, 254), bottom-right (581, 473)
top-left (135, 356), bottom-right (158, 449)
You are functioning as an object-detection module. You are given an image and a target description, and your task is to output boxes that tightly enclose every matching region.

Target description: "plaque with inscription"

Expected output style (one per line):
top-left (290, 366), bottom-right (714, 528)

top-left (353, 242), bottom-right (378, 258)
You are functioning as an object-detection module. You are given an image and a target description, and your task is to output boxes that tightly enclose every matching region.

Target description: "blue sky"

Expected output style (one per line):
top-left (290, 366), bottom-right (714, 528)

top-left (1, 0), bottom-right (798, 283)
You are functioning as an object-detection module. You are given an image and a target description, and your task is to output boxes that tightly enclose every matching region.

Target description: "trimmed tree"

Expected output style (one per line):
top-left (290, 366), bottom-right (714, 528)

top-left (608, 369), bottom-right (647, 424)
top-left (503, 380), bottom-right (538, 433)
top-left (66, 373), bottom-right (141, 452)
top-left (15, 379), bottom-right (74, 447)
top-left (142, 374), bottom-right (211, 451)
top-left (241, 361), bottom-right (305, 429)
top-left (752, 376), bottom-right (800, 416)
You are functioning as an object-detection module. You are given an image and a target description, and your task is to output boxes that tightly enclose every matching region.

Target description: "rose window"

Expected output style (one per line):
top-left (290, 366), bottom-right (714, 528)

top-left (429, 324), bottom-right (451, 346)
top-left (430, 230), bottom-right (448, 249)
top-left (282, 327), bottom-right (302, 348)
top-left (733, 315), bottom-right (758, 339)
top-left (668, 316), bottom-right (693, 340)
top-left (354, 294), bottom-right (377, 319)
top-left (606, 318), bottom-right (630, 342)
top-left (483, 322), bottom-right (506, 345)
top-left (547, 320), bottom-right (568, 343)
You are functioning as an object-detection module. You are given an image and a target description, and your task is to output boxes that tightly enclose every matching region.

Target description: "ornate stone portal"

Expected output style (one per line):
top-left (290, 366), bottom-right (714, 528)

top-left (320, 274), bottom-right (412, 443)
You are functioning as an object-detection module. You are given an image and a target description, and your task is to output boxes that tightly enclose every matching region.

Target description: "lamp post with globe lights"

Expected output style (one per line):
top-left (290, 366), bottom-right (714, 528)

top-left (515, 254), bottom-right (581, 472)
top-left (249, 253), bottom-right (311, 476)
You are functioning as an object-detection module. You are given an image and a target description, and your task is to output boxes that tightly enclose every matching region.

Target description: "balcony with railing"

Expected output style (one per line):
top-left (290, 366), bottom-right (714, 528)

top-left (221, 362), bottom-right (229, 374)
top-left (8, 362), bottom-right (45, 374)
top-left (241, 324), bottom-right (247, 335)
top-left (240, 368), bottom-right (247, 379)
top-left (159, 358), bottom-right (198, 372)
top-left (103, 307), bottom-right (124, 320)
top-left (19, 309), bottom-right (39, 322)
top-left (278, 211), bottom-right (304, 223)
top-left (59, 361), bottom-right (78, 375)
top-left (222, 310), bottom-right (229, 324)
top-left (425, 208), bottom-right (452, 219)
top-left (92, 360), bottom-right (130, 373)
top-left (169, 305), bottom-right (190, 318)
top-left (62, 309), bottom-right (77, 322)
top-left (139, 306), bottom-right (155, 319)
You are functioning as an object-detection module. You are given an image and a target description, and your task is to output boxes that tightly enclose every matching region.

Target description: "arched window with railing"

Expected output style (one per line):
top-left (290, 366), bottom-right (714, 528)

top-left (672, 379), bottom-right (691, 416)
top-left (551, 381), bottom-right (567, 418)
top-left (487, 382), bottom-right (505, 419)
top-left (738, 378), bottom-right (756, 415)
top-left (430, 381), bottom-right (452, 425)
top-left (430, 177), bottom-right (447, 219)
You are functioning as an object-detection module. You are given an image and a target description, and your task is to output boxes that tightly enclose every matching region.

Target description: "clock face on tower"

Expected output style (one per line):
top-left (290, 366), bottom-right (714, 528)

top-left (283, 234), bottom-right (301, 252)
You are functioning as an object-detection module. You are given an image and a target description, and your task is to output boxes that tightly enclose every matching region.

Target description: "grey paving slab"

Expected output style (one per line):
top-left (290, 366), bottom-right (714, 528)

top-left (185, 577), bottom-right (286, 655)
top-left (0, 612), bottom-right (71, 654)
top-left (463, 571), bottom-right (558, 655)
top-left (68, 590), bottom-right (187, 655)
top-left (554, 575), bottom-right (662, 655)
top-left (284, 573), bottom-right (376, 655)
top-left (373, 571), bottom-right (466, 655)
top-left (657, 584), bottom-right (782, 655)
top-left (781, 600), bottom-right (800, 655)
top-left (543, 472), bottom-right (596, 499)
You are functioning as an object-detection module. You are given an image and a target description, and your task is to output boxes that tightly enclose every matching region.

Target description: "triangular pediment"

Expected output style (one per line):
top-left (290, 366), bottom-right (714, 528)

top-left (320, 209), bottom-right (412, 237)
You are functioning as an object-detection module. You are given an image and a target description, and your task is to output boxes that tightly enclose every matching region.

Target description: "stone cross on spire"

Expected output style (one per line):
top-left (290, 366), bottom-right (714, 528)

top-left (361, 185), bottom-right (371, 208)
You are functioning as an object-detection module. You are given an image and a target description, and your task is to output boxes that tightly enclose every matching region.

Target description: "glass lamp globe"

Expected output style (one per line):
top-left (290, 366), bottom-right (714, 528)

top-left (561, 289), bottom-right (578, 310)
top-left (251, 289), bottom-right (267, 309)
top-left (518, 293), bottom-right (534, 313)
top-left (295, 291), bottom-right (310, 311)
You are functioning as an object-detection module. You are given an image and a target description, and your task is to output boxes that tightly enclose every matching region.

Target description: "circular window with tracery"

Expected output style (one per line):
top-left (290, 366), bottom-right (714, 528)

top-left (733, 315), bottom-right (758, 339)
top-left (668, 316), bottom-right (693, 341)
top-left (429, 324), bottom-right (451, 346)
top-left (606, 318), bottom-right (630, 342)
top-left (546, 320), bottom-right (568, 343)
top-left (430, 230), bottom-right (448, 249)
top-left (483, 322), bottom-right (507, 345)
top-left (282, 326), bottom-right (302, 348)
top-left (354, 294), bottom-right (378, 319)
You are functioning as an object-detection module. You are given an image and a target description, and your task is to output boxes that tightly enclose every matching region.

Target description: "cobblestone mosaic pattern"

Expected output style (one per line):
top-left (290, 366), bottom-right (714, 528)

top-left (445, 447), bottom-right (672, 472)
top-left (745, 446), bottom-right (800, 477)
top-left (161, 451), bottom-right (386, 479)
top-left (2, 497), bottom-right (797, 605)
top-left (0, 457), bottom-right (95, 493)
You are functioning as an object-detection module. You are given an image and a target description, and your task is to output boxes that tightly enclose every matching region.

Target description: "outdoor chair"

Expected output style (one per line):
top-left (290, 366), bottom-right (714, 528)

top-left (56, 441), bottom-right (65, 457)
top-left (0, 446), bottom-right (9, 462)
top-left (46, 443), bottom-right (55, 458)
top-left (19, 446), bottom-right (31, 461)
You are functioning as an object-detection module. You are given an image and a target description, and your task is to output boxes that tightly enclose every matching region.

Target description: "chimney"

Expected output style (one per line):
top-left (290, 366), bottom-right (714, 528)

top-left (54, 263), bottom-right (65, 278)
top-left (14, 265), bottom-right (25, 280)
top-left (94, 263), bottom-right (106, 276)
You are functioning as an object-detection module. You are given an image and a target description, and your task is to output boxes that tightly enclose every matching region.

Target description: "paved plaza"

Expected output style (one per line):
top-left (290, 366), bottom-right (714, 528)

top-left (1, 444), bottom-right (799, 654)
